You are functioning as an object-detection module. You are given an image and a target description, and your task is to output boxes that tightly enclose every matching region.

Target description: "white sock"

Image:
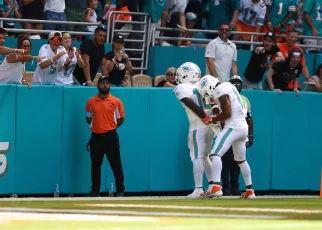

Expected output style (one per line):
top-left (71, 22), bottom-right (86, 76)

top-left (239, 161), bottom-right (252, 186)
top-left (193, 158), bottom-right (204, 188)
top-left (202, 157), bottom-right (214, 182)
top-left (211, 156), bottom-right (222, 183)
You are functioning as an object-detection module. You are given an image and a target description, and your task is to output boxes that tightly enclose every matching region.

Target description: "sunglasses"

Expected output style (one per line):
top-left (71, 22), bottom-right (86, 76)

top-left (166, 72), bottom-right (176, 77)
top-left (51, 37), bottom-right (62, 42)
top-left (220, 28), bottom-right (231, 32)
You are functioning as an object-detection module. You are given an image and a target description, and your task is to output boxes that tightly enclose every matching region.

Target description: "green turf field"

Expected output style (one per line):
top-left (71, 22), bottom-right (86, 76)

top-left (0, 197), bottom-right (321, 230)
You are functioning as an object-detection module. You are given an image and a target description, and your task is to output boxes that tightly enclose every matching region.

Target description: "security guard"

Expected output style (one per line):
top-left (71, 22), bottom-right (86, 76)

top-left (85, 76), bottom-right (125, 197)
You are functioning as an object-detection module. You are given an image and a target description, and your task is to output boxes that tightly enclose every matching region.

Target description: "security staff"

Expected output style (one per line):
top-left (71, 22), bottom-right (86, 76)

top-left (85, 76), bottom-right (125, 197)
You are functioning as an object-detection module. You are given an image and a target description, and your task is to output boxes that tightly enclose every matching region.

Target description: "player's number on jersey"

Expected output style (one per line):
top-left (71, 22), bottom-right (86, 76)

top-left (317, 6), bottom-right (321, 21)
top-left (277, 2), bottom-right (283, 15)
top-left (243, 8), bottom-right (258, 25)
top-left (49, 62), bottom-right (57, 75)
top-left (65, 63), bottom-right (76, 77)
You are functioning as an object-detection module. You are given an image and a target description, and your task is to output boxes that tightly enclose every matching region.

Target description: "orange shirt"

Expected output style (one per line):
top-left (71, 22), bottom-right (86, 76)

top-left (278, 43), bottom-right (306, 66)
top-left (102, 6), bottom-right (132, 27)
top-left (86, 94), bottom-right (125, 134)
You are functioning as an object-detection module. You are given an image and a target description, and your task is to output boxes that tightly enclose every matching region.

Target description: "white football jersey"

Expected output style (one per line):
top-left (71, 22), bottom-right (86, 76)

top-left (238, 0), bottom-right (266, 27)
top-left (213, 82), bottom-right (248, 130)
top-left (55, 47), bottom-right (77, 85)
top-left (174, 81), bottom-right (207, 131)
top-left (32, 44), bottom-right (68, 85)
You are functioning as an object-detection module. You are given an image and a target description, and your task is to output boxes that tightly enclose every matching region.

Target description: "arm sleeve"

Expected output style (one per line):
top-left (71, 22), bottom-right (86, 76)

top-left (205, 41), bottom-right (216, 58)
top-left (85, 101), bottom-right (93, 118)
top-left (116, 99), bottom-right (125, 118)
top-left (174, 84), bottom-right (191, 100)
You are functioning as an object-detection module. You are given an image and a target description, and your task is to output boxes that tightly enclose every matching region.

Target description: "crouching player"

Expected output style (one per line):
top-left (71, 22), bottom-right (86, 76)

top-left (197, 75), bottom-right (255, 199)
top-left (174, 63), bottom-right (217, 199)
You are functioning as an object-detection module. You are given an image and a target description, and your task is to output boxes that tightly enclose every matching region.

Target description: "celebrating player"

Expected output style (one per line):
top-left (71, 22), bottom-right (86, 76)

top-left (197, 75), bottom-right (255, 199)
top-left (174, 62), bottom-right (216, 199)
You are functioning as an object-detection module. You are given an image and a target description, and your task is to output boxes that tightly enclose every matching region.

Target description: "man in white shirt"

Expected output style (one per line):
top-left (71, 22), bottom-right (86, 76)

top-left (197, 75), bottom-right (255, 199)
top-left (44, 0), bottom-right (67, 31)
top-left (174, 62), bottom-right (217, 199)
top-left (205, 22), bottom-right (238, 83)
top-left (32, 31), bottom-right (67, 85)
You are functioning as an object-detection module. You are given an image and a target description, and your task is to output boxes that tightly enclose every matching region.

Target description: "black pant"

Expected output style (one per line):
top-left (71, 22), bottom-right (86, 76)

top-left (90, 130), bottom-right (125, 193)
top-left (221, 147), bottom-right (240, 191)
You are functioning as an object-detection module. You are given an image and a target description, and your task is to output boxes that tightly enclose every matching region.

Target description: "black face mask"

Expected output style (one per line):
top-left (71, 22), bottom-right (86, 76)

top-left (98, 87), bottom-right (110, 95)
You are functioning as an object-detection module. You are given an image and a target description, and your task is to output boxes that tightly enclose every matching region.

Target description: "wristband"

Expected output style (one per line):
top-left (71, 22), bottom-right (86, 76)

top-left (86, 80), bottom-right (92, 83)
top-left (22, 79), bottom-right (27, 82)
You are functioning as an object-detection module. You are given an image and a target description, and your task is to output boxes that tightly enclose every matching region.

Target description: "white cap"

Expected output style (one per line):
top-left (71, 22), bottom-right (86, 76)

top-left (48, 31), bottom-right (62, 40)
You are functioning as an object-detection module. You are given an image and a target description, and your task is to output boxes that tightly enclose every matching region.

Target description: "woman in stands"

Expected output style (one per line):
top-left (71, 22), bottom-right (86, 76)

top-left (0, 34), bottom-right (41, 87)
top-left (304, 64), bottom-right (322, 93)
top-left (156, 67), bottom-right (177, 87)
top-left (55, 32), bottom-right (84, 85)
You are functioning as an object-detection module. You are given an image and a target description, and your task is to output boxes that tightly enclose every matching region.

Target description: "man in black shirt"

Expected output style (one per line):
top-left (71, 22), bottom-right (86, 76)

top-left (266, 48), bottom-right (302, 96)
top-left (243, 32), bottom-right (284, 90)
top-left (73, 27), bottom-right (108, 86)
top-left (103, 34), bottom-right (133, 87)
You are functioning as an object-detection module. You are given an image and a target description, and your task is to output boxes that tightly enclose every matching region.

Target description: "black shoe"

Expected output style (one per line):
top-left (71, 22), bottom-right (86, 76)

top-left (88, 191), bottom-right (100, 197)
top-left (116, 192), bottom-right (124, 197)
top-left (222, 189), bottom-right (232, 196)
top-left (231, 189), bottom-right (241, 196)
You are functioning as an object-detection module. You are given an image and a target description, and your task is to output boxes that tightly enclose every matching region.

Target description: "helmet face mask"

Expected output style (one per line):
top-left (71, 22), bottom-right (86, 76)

top-left (198, 75), bottom-right (219, 100)
top-left (175, 62), bottom-right (201, 84)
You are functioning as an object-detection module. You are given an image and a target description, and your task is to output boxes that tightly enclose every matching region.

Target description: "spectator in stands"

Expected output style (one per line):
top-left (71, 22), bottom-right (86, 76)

top-left (265, 48), bottom-right (303, 96)
top-left (207, 0), bottom-right (240, 40)
top-left (142, 0), bottom-right (166, 47)
top-left (177, 12), bottom-right (197, 47)
top-left (278, 28), bottom-right (311, 89)
top-left (32, 31), bottom-right (67, 85)
top-left (102, 34), bottom-right (133, 87)
top-left (0, 34), bottom-right (41, 86)
top-left (161, 0), bottom-right (189, 46)
top-left (0, 0), bottom-right (21, 33)
top-left (65, 0), bottom-right (87, 40)
top-left (185, 0), bottom-right (206, 29)
top-left (43, 0), bottom-right (66, 31)
top-left (205, 22), bottom-right (238, 83)
top-left (102, 0), bottom-right (131, 30)
top-left (21, 0), bottom-right (44, 36)
top-left (55, 32), bottom-right (84, 85)
top-left (0, 27), bottom-right (26, 54)
top-left (235, 0), bottom-right (266, 42)
top-left (264, 0), bottom-right (295, 42)
top-left (121, 69), bottom-right (131, 87)
top-left (243, 32), bottom-right (284, 90)
top-left (156, 67), bottom-right (177, 87)
top-left (86, 0), bottom-right (102, 34)
top-left (73, 27), bottom-right (108, 86)
top-left (303, 0), bottom-right (322, 53)
top-left (304, 64), bottom-right (322, 93)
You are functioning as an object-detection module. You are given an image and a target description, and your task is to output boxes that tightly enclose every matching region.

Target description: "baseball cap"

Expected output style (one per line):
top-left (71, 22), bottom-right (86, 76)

top-left (113, 34), bottom-right (125, 43)
top-left (229, 75), bottom-right (243, 83)
top-left (186, 12), bottom-right (197, 21)
top-left (264, 32), bottom-right (276, 42)
top-left (48, 31), bottom-right (62, 40)
top-left (98, 76), bottom-right (110, 84)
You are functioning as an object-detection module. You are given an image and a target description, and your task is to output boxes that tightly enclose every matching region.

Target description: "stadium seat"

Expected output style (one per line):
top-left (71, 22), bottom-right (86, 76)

top-left (132, 74), bottom-right (152, 87)
top-left (154, 75), bottom-right (166, 86)
top-left (25, 72), bottom-right (34, 83)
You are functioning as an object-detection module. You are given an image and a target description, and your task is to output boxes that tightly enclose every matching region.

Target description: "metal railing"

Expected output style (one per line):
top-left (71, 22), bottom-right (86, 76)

top-left (0, 18), bottom-right (100, 36)
top-left (152, 27), bottom-right (322, 50)
top-left (107, 11), bottom-right (151, 74)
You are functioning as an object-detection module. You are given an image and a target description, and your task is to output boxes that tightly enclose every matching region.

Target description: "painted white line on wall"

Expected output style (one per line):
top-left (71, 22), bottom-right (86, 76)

top-left (79, 203), bottom-right (322, 214)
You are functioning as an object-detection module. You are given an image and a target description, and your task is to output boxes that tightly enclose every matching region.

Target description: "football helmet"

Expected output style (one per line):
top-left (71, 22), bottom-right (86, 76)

top-left (175, 62), bottom-right (201, 84)
top-left (197, 75), bottom-right (220, 99)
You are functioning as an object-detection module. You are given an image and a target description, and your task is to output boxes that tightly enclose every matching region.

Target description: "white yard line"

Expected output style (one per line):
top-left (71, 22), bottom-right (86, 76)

top-left (79, 203), bottom-right (322, 214)
top-left (0, 208), bottom-right (284, 219)
top-left (0, 195), bottom-right (319, 202)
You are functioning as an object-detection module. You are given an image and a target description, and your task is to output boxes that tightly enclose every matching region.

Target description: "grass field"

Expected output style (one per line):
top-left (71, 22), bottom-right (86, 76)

top-left (0, 196), bottom-right (322, 229)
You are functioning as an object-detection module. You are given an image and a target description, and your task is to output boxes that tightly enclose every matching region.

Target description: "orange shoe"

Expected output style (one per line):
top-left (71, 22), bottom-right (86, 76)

top-left (201, 184), bottom-right (223, 198)
top-left (240, 189), bottom-right (256, 199)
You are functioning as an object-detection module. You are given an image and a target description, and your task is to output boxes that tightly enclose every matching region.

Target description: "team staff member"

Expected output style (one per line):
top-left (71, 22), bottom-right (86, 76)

top-left (85, 76), bottom-right (125, 197)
